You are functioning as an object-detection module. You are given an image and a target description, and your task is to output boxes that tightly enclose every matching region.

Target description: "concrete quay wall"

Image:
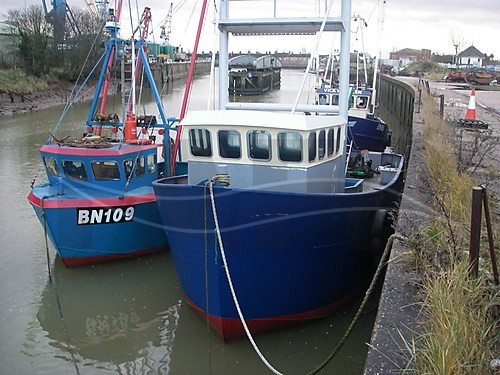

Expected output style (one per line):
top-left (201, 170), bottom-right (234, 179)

top-left (151, 61), bottom-right (212, 84)
top-left (364, 75), bottom-right (425, 374)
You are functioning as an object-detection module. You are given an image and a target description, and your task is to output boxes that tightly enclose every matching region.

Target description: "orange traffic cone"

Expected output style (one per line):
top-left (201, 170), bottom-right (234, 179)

top-left (464, 89), bottom-right (476, 120)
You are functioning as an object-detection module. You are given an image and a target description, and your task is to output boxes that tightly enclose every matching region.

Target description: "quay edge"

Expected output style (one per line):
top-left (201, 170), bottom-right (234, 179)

top-left (364, 77), bottom-right (425, 373)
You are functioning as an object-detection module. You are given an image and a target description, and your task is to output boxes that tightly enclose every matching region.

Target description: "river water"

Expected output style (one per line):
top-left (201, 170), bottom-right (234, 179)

top-left (0, 69), bottom-right (377, 374)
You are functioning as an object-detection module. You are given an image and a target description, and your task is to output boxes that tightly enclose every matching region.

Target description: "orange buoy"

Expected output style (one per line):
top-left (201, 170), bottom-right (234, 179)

top-left (124, 113), bottom-right (137, 141)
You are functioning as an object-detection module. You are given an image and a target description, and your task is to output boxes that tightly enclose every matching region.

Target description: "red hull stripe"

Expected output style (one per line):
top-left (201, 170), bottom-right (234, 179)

top-left (184, 289), bottom-right (361, 342)
top-left (27, 191), bottom-right (156, 208)
top-left (40, 144), bottom-right (161, 156)
top-left (62, 246), bottom-right (167, 267)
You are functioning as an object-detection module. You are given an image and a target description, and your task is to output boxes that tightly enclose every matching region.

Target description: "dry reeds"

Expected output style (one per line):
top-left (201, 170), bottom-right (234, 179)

top-left (418, 261), bottom-right (497, 375)
top-left (406, 88), bottom-right (499, 374)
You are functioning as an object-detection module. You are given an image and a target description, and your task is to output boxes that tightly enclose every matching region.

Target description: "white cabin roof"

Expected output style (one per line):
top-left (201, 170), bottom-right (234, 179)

top-left (180, 110), bottom-right (345, 131)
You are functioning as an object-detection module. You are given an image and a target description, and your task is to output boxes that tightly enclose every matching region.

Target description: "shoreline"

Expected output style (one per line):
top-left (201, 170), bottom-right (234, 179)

top-left (0, 82), bottom-right (97, 117)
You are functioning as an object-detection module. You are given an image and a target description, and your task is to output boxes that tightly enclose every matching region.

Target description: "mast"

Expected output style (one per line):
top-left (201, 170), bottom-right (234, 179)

top-left (370, 0), bottom-right (386, 116)
top-left (96, 3), bottom-right (123, 136)
top-left (170, 0), bottom-right (210, 175)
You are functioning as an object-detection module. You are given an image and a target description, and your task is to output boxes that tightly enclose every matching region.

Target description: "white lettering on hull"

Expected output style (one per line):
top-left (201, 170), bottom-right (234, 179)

top-left (77, 206), bottom-right (135, 225)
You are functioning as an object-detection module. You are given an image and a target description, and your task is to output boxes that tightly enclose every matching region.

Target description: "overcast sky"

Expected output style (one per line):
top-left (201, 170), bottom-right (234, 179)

top-left (3, 0), bottom-right (499, 60)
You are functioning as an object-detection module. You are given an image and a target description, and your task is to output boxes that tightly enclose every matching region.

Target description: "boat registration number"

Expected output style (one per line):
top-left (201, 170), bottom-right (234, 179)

top-left (77, 206), bottom-right (135, 225)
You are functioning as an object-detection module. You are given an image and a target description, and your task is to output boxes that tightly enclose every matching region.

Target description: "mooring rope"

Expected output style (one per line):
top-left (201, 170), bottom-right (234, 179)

top-left (305, 233), bottom-right (408, 375)
top-left (40, 198), bottom-right (81, 374)
top-left (40, 198), bottom-right (52, 283)
top-left (206, 176), bottom-right (407, 374)
top-left (206, 179), bottom-right (284, 375)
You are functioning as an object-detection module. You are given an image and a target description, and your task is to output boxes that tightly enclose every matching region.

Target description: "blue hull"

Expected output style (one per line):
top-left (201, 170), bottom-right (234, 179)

top-left (347, 115), bottom-right (391, 152)
top-left (153, 172), bottom-right (402, 339)
top-left (28, 188), bottom-right (167, 266)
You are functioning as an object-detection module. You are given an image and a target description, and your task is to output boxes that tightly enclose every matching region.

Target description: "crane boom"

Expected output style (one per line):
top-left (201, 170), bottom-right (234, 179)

top-left (160, 2), bottom-right (173, 43)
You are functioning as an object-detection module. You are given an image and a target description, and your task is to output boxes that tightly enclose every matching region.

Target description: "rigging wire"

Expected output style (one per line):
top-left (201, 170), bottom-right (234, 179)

top-left (292, 0), bottom-right (335, 114)
top-left (207, 0), bottom-right (219, 110)
top-left (49, 21), bottom-right (107, 140)
top-left (180, 0), bottom-right (200, 47)
top-left (50, 52), bottom-right (106, 138)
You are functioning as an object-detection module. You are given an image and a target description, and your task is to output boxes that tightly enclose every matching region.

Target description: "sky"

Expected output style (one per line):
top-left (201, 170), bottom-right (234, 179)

top-left (3, 0), bottom-right (500, 60)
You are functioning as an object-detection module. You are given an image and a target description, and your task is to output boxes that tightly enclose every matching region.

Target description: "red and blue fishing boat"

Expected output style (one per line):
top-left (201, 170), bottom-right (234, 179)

top-left (28, 6), bottom-right (181, 266)
top-left (152, 0), bottom-right (405, 341)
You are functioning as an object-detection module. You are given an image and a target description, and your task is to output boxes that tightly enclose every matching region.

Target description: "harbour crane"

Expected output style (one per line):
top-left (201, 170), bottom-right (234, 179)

top-left (160, 2), bottom-right (173, 43)
top-left (41, 0), bottom-right (81, 46)
top-left (84, 0), bottom-right (109, 21)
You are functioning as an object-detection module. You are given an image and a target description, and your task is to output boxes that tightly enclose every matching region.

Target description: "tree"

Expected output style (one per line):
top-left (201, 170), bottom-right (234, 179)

top-left (57, 8), bottom-right (106, 81)
top-left (7, 6), bottom-right (53, 77)
top-left (6, 5), bottom-right (106, 81)
top-left (450, 31), bottom-right (464, 65)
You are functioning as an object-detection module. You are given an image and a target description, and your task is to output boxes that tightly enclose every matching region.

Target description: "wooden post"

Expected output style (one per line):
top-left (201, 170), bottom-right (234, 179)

top-left (469, 186), bottom-right (483, 279)
top-left (439, 94), bottom-right (444, 119)
top-left (481, 187), bottom-right (499, 285)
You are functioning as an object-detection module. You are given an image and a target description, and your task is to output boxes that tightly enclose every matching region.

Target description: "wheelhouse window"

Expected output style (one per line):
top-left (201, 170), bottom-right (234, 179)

top-left (189, 128), bottom-right (212, 157)
top-left (308, 132), bottom-right (317, 162)
top-left (124, 159), bottom-right (133, 179)
top-left (91, 161), bottom-right (119, 180)
top-left (318, 94), bottom-right (328, 105)
top-left (44, 157), bottom-right (59, 176)
top-left (327, 128), bottom-right (334, 156)
top-left (135, 157), bottom-right (145, 177)
top-left (318, 130), bottom-right (326, 160)
top-left (336, 128), bottom-right (342, 154)
top-left (331, 94), bottom-right (339, 106)
top-left (147, 154), bottom-right (156, 174)
top-left (248, 130), bottom-right (271, 160)
top-left (62, 160), bottom-right (88, 181)
top-left (355, 96), bottom-right (369, 109)
top-left (278, 132), bottom-right (302, 162)
top-left (218, 130), bottom-right (241, 159)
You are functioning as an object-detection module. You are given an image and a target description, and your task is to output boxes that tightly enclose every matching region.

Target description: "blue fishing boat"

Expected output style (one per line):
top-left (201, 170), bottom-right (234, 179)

top-left (153, 0), bottom-right (404, 341)
top-left (28, 7), bottom-right (180, 266)
top-left (315, 86), bottom-right (392, 152)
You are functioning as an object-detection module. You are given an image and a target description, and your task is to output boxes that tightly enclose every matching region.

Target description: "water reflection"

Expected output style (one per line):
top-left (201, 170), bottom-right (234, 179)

top-left (36, 255), bottom-right (182, 373)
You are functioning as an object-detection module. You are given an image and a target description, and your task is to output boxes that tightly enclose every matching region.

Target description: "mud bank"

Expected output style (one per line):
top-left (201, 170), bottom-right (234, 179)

top-left (0, 83), bottom-right (97, 117)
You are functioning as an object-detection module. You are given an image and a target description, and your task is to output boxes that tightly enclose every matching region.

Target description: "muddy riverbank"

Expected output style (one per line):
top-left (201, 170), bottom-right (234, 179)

top-left (0, 82), bottom-right (97, 116)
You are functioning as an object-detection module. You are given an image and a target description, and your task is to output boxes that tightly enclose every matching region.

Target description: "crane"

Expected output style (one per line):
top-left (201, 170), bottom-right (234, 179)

top-left (41, 0), bottom-right (80, 46)
top-left (160, 2), bottom-right (173, 43)
top-left (84, 0), bottom-right (98, 18)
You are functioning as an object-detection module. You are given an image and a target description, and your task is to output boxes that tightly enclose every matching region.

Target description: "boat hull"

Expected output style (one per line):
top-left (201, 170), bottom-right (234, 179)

top-left (153, 171), bottom-right (402, 340)
top-left (28, 190), bottom-right (168, 267)
top-left (347, 115), bottom-right (391, 152)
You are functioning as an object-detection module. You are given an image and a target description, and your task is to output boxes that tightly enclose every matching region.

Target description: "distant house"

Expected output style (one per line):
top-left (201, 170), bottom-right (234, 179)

top-left (457, 45), bottom-right (485, 68)
top-left (389, 48), bottom-right (432, 67)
